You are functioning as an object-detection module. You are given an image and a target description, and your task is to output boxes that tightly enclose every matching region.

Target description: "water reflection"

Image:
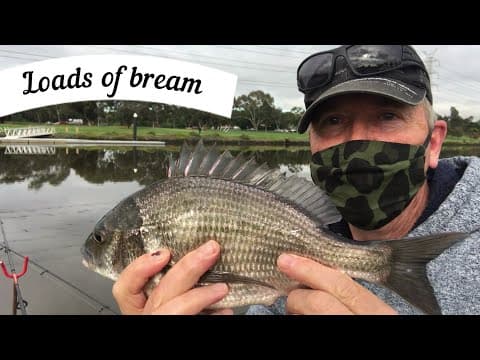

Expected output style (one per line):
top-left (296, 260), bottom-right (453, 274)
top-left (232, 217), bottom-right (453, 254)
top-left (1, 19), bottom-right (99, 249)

top-left (1, 144), bottom-right (478, 190)
top-left (4, 145), bottom-right (56, 155)
top-left (0, 145), bottom-right (313, 189)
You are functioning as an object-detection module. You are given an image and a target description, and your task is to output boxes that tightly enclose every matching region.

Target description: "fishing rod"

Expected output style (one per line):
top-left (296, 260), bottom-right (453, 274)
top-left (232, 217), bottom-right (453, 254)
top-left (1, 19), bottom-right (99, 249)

top-left (0, 244), bottom-right (119, 315)
top-left (0, 220), bottom-right (118, 315)
top-left (0, 218), bottom-right (28, 315)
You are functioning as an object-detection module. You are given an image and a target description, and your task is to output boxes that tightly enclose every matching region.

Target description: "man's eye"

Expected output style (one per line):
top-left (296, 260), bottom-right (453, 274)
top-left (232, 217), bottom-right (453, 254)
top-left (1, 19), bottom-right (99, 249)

top-left (324, 116), bottom-right (342, 125)
top-left (311, 115), bottom-right (346, 135)
top-left (381, 112), bottom-right (396, 120)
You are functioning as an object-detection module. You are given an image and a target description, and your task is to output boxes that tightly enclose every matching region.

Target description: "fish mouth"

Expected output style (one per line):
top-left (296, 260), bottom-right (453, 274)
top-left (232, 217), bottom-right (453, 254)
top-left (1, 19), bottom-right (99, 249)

top-left (81, 243), bottom-right (94, 269)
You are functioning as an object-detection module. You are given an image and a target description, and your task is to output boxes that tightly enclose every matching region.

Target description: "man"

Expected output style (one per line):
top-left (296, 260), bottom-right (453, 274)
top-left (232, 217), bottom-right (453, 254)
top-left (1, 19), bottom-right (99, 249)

top-left (112, 45), bottom-right (480, 315)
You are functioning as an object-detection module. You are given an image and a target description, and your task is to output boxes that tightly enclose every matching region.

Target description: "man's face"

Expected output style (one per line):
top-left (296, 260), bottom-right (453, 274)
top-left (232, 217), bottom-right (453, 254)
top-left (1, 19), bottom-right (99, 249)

top-left (308, 93), bottom-right (436, 171)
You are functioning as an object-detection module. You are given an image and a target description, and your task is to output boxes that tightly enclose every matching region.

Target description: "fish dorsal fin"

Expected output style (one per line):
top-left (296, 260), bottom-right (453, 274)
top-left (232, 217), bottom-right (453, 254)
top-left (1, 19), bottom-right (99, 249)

top-left (168, 140), bottom-right (341, 226)
top-left (171, 142), bottom-right (193, 177)
top-left (184, 140), bottom-right (209, 176)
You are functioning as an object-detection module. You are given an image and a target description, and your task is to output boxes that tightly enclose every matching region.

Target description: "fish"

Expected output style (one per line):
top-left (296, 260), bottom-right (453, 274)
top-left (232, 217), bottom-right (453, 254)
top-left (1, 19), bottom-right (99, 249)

top-left (81, 140), bottom-right (468, 315)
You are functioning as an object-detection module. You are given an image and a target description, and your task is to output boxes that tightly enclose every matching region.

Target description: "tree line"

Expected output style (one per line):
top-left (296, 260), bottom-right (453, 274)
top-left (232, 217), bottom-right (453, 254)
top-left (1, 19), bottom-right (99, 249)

top-left (1, 90), bottom-right (479, 136)
top-left (0, 90), bottom-right (304, 131)
top-left (439, 106), bottom-right (480, 137)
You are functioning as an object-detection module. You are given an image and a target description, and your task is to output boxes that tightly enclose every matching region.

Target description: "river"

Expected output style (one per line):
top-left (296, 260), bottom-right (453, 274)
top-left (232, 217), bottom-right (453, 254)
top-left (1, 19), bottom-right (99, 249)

top-left (0, 143), bottom-right (478, 314)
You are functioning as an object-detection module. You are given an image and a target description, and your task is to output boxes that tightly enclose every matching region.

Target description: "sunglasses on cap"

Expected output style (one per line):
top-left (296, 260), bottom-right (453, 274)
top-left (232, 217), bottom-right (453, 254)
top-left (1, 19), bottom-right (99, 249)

top-left (297, 45), bottom-right (429, 94)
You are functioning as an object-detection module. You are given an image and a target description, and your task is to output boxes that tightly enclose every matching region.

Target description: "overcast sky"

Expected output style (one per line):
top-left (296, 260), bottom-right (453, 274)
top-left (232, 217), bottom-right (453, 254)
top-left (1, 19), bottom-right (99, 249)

top-left (1, 45), bottom-right (479, 120)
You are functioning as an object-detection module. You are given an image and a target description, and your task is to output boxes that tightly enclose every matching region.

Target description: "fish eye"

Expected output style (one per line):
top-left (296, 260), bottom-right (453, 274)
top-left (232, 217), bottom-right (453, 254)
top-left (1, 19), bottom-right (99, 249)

top-left (93, 232), bottom-right (103, 244)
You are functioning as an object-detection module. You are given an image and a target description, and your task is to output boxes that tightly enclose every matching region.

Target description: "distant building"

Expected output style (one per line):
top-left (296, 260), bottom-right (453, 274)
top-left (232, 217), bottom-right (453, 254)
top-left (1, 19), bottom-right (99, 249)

top-left (68, 119), bottom-right (84, 125)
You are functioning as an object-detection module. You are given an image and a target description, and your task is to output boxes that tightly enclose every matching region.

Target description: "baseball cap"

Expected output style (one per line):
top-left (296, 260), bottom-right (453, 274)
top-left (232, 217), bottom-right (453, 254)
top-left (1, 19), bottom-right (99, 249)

top-left (297, 45), bottom-right (432, 134)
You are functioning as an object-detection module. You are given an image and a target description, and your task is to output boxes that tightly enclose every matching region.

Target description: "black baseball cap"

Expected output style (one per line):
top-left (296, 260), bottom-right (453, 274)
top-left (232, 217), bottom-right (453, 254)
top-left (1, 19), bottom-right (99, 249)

top-left (297, 45), bottom-right (432, 134)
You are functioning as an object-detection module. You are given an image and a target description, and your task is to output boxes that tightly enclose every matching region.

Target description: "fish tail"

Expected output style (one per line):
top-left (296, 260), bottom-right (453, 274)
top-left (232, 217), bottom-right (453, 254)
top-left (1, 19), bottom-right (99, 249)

top-left (383, 232), bottom-right (468, 315)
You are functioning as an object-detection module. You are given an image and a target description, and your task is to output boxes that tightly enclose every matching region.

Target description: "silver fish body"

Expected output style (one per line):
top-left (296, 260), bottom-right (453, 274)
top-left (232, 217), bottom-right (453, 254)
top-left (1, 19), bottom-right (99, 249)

top-left (82, 141), bottom-right (467, 314)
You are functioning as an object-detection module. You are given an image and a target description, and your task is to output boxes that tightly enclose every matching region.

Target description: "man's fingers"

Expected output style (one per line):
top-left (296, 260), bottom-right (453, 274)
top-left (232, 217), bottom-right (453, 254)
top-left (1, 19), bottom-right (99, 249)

top-left (278, 254), bottom-right (396, 314)
top-left (148, 240), bottom-right (221, 308)
top-left (113, 250), bottom-right (171, 299)
top-left (286, 288), bottom-right (353, 315)
top-left (151, 283), bottom-right (229, 315)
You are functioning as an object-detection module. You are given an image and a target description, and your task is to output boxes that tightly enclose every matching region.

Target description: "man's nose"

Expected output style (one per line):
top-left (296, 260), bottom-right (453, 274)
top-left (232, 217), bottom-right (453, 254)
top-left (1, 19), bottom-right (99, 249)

top-left (348, 119), bottom-right (371, 141)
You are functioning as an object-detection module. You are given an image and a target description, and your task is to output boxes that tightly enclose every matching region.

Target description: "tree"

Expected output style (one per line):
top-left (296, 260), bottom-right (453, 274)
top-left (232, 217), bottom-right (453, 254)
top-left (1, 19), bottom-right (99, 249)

top-left (290, 106), bottom-right (305, 129)
top-left (233, 90), bottom-right (275, 130)
top-left (267, 106), bottom-right (284, 130)
top-left (449, 106), bottom-right (465, 136)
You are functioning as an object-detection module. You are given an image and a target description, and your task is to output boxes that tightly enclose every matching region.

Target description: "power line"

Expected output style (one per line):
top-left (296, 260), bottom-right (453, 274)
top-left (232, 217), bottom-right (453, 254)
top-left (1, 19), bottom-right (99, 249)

top-left (0, 54), bottom-right (42, 62)
top-left (251, 45), bottom-right (320, 55)
top-left (239, 80), bottom-right (294, 88)
top-left (0, 242), bottom-right (118, 314)
top-left (132, 45), bottom-right (297, 71)
top-left (214, 45), bottom-right (302, 59)
top-left (0, 218), bottom-right (27, 315)
top-left (87, 45), bottom-right (295, 74)
top-left (0, 48), bottom-right (55, 59)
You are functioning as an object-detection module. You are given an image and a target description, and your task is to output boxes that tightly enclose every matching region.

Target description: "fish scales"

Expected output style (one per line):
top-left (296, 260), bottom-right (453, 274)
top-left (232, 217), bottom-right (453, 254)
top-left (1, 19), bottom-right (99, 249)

top-left (135, 176), bottom-right (391, 296)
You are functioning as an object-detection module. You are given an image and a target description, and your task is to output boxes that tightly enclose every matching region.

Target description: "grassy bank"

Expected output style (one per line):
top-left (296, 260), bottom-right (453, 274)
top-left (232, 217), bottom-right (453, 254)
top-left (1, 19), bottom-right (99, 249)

top-left (2, 123), bottom-right (480, 145)
top-left (1, 123), bottom-right (309, 145)
top-left (443, 135), bottom-right (480, 145)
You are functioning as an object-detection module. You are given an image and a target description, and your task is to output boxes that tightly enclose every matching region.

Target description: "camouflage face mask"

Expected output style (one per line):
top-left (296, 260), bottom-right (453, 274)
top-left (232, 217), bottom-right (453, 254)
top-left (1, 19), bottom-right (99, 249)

top-left (310, 133), bottom-right (431, 230)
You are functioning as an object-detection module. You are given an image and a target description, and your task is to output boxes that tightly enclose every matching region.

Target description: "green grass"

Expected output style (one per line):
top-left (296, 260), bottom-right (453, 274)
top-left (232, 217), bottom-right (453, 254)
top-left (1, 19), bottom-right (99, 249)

top-left (2, 123), bottom-right (480, 145)
top-left (443, 135), bottom-right (480, 145)
top-left (0, 123), bottom-right (309, 143)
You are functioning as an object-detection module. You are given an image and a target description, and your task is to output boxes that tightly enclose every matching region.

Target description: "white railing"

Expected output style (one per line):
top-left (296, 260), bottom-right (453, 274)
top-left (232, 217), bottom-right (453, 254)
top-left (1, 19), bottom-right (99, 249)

top-left (2, 127), bottom-right (56, 139)
top-left (4, 145), bottom-right (56, 155)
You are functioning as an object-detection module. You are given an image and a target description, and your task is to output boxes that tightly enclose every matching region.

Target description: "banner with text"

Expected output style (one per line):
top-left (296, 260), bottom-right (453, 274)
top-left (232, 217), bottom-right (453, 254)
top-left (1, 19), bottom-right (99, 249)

top-left (0, 54), bottom-right (238, 118)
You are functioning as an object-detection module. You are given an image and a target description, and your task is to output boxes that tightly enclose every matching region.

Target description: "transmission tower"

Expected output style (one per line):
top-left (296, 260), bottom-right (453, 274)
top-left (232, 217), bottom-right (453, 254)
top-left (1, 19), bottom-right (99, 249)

top-left (420, 48), bottom-right (440, 90)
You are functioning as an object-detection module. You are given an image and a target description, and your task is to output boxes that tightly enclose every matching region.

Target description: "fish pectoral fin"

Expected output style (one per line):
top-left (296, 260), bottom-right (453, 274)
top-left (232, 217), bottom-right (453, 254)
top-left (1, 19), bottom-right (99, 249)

top-left (199, 270), bottom-right (275, 289)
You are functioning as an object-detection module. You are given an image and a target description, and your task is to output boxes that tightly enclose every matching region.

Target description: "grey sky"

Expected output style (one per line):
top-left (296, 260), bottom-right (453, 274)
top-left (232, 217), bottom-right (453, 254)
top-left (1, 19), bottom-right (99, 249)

top-left (1, 45), bottom-right (479, 120)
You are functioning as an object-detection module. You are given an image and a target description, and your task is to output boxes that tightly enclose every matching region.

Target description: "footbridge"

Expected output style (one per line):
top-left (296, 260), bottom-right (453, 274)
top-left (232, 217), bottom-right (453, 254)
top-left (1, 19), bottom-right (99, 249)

top-left (0, 127), bottom-right (56, 139)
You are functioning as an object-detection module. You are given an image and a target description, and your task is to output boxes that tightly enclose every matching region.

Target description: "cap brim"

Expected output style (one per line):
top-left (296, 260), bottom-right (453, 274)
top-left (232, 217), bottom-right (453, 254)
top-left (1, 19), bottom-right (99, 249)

top-left (297, 77), bottom-right (427, 134)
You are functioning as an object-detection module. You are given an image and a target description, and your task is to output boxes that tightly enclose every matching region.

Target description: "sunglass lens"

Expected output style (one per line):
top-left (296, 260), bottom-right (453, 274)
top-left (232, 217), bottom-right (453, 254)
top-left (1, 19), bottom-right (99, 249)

top-left (347, 45), bottom-right (402, 75)
top-left (298, 53), bottom-right (333, 91)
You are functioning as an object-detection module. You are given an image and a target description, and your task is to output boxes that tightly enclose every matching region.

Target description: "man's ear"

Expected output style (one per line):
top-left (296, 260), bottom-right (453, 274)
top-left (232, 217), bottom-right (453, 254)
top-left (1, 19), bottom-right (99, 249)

top-left (428, 120), bottom-right (447, 169)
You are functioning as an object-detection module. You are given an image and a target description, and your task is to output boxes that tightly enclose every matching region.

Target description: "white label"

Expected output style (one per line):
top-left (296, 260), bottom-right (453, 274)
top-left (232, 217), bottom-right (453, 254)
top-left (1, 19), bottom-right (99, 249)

top-left (0, 54), bottom-right (238, 118)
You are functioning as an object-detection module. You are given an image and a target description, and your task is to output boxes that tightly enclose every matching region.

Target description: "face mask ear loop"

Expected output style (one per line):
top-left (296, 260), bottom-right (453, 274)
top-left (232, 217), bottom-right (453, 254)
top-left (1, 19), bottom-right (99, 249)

top-left (423, 128), bottom-right (433, 148)
top-left (422, 128), bottom-right (434, 174)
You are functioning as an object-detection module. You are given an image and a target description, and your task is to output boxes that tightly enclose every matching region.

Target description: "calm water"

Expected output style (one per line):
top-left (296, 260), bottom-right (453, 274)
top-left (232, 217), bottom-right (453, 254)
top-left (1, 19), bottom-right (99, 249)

top-left (0, 143), bottom-right (478, 314)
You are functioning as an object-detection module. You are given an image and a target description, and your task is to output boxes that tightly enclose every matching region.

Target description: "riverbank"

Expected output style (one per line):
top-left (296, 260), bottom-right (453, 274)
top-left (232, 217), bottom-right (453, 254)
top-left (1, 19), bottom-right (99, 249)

top-left (0, 137), bottom-right (166, 146)
top-left (0, 124), bottom-right (309, 145)
top-left (2, 123), bottom-right (480, 146)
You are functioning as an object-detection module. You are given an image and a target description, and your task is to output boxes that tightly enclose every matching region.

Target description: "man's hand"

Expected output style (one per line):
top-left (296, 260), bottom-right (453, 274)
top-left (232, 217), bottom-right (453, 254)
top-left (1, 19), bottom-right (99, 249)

top-left (277, 254), bottom-right (397, 315)
top-left (112, 240), bottom-right (233, 315)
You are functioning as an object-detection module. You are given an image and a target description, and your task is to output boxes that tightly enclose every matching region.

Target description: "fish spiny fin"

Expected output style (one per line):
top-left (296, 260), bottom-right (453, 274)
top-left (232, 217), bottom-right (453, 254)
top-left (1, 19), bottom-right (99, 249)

top-left (231, 157), bottom-right (259, 181)
top-left (171, 142), bottom-right (192, 177)
top-left (170, 140), bottom-right (341, 226)
top-left (222, 153), bottom-right (248, 179)
top-left (184, 140), bottom-right (208, 176)
top-left (209, 151), bottom-right (234, 177)
top-left (198, 145), bottom-right (221, 176)
top-left (265, 175), bottom-right (341, 226)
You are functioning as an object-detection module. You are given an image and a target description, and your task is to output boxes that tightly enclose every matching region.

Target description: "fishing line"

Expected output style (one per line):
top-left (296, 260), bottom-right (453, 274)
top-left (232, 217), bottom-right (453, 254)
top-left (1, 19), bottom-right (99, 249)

top-left (0, 218), bottom-right (27, 315)
top-left (0, 223), bottom-right (118, 315)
